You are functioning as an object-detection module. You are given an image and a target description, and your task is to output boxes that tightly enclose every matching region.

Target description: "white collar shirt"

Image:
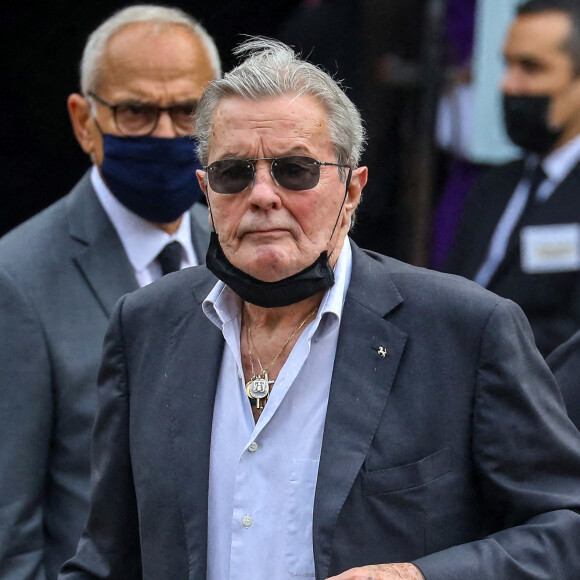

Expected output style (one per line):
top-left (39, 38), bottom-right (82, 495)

top-left (204, 238), bottom-right (353, 580)
top-left (90, 165), bottom-right (198, 287)
top-left (538, 132), bottom-right (580, 202)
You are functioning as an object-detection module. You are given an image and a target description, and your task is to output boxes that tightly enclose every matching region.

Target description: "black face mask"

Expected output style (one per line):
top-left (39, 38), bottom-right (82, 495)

top-left (503, 94), bottom-right (563, 155)
top-left (206, 232), bottom-right (335, 308)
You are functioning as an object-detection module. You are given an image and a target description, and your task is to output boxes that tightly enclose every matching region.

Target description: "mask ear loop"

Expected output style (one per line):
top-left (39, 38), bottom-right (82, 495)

top-left (326, 167), bottom-right (353, 261)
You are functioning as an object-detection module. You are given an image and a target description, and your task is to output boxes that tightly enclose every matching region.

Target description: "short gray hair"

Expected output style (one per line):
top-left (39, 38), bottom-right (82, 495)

top-left (80, 4), bottom-right (221, 95)
top-left (195, 37), bottom-right (366, 179)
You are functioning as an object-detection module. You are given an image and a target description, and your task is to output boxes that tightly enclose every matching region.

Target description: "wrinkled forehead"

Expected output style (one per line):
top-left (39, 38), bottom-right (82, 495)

top-left (207, 94), bottom-right (334, 160)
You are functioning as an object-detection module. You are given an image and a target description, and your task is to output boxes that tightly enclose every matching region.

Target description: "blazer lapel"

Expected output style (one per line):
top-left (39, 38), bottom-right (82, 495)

top-left (66, 173), bottom-right (138, 317)
top-left (313, 246), bottom-right (408, 580)
top-left (164, 272), bottom-right (223, 578)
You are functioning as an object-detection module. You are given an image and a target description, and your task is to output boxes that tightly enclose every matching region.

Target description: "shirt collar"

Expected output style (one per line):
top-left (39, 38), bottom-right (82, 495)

top-left (539, 132), bottom-right (580, 184)
top-left (91, 165), bottom-right (196, 273)
top-left (202, 237), bottom-right (353, 339)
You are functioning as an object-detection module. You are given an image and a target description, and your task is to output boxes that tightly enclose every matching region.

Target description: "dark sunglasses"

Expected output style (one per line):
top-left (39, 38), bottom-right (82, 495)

top-left (203, 156), bottom-right (350, 194)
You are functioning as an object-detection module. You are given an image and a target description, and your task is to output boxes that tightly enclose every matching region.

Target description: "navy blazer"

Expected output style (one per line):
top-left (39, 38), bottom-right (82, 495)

top-left (0, 172), bottom-right (210, 580)
top-left (444, 159), bottom-right (580, 357)
top-left (60, 243), bottom-right (580, 579)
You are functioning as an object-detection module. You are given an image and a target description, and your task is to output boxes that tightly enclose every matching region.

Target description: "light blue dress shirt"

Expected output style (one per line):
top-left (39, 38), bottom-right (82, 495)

top-left (203, 239), bottom-right (353, 580)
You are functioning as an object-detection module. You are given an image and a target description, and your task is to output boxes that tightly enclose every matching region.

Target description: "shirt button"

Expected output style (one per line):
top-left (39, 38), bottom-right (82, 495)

top-left (248, 441), bottom-right (259, 452)
top-left (242, 515), bottom-right (253, 527)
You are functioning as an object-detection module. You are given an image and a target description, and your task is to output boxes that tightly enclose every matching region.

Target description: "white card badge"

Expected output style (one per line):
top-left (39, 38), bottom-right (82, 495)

top-left (520, 224), bottom-right (580, 273)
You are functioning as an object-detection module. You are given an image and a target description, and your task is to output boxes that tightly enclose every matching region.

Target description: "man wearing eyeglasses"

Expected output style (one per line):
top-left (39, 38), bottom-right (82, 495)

top-left (59, 38), bottom-right (580, 580)
top-left (0, 5), bottom-right (219, 579)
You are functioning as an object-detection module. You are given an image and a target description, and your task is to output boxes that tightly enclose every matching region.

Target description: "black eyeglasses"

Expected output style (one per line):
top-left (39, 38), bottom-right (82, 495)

top-left (88, 92), bottom-right (198, 136)
top-left (203, 156), bottom-right (350, 194)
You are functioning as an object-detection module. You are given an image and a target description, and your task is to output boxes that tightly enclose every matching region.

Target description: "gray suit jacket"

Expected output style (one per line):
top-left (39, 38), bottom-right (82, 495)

top-left (60, 243), bottom-right (580, 579)
top-left (0, 171), bottom-right (210, 580)
top-left (547, 329), bottom-right (580, 430)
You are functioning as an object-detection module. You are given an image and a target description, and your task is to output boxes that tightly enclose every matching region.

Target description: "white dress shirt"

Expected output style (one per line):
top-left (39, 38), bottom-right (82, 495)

top-left (90, 166), bottom-right (198, 287)
top-left (474, 133), bottom-right (580, 287)
top-left (203, 239), bottom-right (353, 580)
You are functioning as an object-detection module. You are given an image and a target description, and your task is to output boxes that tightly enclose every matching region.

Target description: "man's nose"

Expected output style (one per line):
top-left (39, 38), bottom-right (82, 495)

top-left (501, 68), bottom-right (525, 96)
top-left (247, 162), bottom-right (282, 209)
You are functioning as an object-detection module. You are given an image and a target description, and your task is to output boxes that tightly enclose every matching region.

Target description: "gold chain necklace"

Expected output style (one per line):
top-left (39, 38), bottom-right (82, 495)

top-left (245, 305), bottom-right (318, 409)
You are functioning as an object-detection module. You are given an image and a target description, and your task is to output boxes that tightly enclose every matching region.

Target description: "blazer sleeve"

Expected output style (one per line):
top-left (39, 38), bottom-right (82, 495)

top-left (413, 299), bottom-right (580, 579)
top-left (59, 296), bottom-right (142, 580)
top-left (0, 269), bottom-right (52, 580)
top-left (547, 330), bottom-right (580, 431)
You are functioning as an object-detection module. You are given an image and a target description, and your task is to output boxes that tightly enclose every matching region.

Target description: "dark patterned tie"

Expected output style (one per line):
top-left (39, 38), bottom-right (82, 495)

top-left (156, 241), bottom-right (182, 275)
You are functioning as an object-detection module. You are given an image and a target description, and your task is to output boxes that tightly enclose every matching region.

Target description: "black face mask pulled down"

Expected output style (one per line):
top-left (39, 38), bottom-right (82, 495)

top-left (503, 94), bottom-right (563, 155)
top-left (206, 232), bottom-right (335, 308)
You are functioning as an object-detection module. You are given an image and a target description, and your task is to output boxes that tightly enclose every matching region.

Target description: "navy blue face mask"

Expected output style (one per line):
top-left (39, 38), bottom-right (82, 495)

top-left (99, 134), bottom-right (203, 223)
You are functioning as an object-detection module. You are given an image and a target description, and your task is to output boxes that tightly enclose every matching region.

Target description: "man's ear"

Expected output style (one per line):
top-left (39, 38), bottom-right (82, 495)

top-left (341, 166), bottom-right (368, 231)
top-left (196, 169), bottom-right (213, 228)
top-left (67, 93), bottom-right (98, 155)
top-left (196, 168), bottom-right (208, 195)
top-left (345, 166), bottom-right (368, 212)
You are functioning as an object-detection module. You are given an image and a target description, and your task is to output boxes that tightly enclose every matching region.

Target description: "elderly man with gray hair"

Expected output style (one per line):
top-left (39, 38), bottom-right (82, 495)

top-left (60, 38), bottom-right (580, 580)
top-left (0, 5), bottom-right (219, 579)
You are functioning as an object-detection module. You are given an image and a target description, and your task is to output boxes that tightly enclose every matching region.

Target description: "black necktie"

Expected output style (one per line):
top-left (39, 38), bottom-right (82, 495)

top-left (156, 241), bottom-right (182, 275)
top-left (507, 162), bottom-right (547, 249)
top-left (520, 162), bottom-right (546, 224)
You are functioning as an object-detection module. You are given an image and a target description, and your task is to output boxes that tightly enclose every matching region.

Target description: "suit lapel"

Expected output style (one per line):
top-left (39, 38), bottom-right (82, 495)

top-left (66, 173), bottom-right (138, 317)
top-left (165, 272), bottom-right (223, 578)
top-left (313, 246), bottom-right (408, 580)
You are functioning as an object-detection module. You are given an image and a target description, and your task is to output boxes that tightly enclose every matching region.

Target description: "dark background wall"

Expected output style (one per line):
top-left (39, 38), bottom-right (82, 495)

top-left (2, 1), bottom-right (430, 263)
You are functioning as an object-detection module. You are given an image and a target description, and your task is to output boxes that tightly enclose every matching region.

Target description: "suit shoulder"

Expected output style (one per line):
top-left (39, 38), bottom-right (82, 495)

top-left (0, 174), bottom-right (105, 292)
top-left (1, 195), bottom-right (69, 247)
top-left (0, 195), bottom-right (71, 274)
top-left (364, 250), bottom-right (511, 314)
top-left (0, 172), bottom-right (96, 260)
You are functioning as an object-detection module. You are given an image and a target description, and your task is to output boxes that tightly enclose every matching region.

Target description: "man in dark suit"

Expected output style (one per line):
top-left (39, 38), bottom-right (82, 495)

top-left (444, 0), bottom-right (580, 357)
top-left (0, 6), bottom-right (219, 579)
top-left (59, 37), bottom-right (580, 580)
top-left (547, 329), bottom-right (580, 429)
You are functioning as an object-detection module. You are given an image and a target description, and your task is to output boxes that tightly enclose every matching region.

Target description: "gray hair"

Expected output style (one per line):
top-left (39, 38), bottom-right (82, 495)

top-left (80, 4), bottom-right (221, 95)
top-left (195, 37), bottom-right (366, 180)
